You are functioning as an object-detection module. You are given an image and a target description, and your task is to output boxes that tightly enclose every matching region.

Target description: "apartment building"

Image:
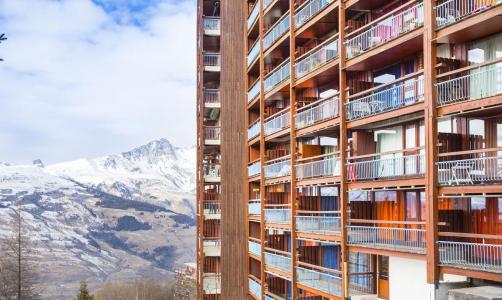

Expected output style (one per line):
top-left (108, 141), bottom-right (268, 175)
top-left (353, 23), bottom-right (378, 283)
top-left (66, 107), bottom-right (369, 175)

top-left (244, 0), bottom-right (502, 299)
top-left (196, 0), bottom-right (248, 299)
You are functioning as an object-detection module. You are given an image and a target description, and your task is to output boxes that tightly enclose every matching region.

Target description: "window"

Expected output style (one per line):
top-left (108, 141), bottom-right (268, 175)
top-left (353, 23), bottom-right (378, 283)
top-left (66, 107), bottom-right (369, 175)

top-left (406, 192), bottom-right (418, 220)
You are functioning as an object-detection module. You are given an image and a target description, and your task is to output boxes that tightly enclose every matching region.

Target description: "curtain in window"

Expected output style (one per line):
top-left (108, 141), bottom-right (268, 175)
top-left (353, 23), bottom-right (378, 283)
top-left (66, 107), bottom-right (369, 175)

top-left (469, 33), bottom-right (502, 100)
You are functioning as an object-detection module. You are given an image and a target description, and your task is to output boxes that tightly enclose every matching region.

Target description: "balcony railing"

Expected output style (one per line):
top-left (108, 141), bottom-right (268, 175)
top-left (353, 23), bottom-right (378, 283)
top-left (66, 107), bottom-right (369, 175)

top-left (249, 200), bottom-right (262, 216)
top-left (435, 0), bottom-right (502, 28)
top-left (263, 12), bottom-right (290, 50)
top-left (203, 52), bottom-right (221, 68)
top-left (346, 75), bottom-right (424, 121)
top-left (435, 62), bottom-right (502, 107)
top-left (203, 274), bottom-right (221, 294)
top-left (296, 267), bottom-right (342, 296)
top-left (296, 213), bottom-right (341, 235)
top-left (265, 251), bottom-right (292, 272)
top-left (204, 163), bottom-right (221, 181)
top-left (294, 0), bottom-right (334, 28)
top-left (265, 158), bottom-right (291, 179)
top-left (248, 161), bottom-right (261, 177)
top-left (347, 224), bottom-right (426, 252)
top-left (263, 0), bottom-right (274, 10)
top-left (204, 89), bottom-right (220, 105)
top-left (248, 80), bottom-right (260, 102)
top-left (203, 239), bottom-right (221, 256)
top-left (437, 151), bottom-right (502, 186)
top-left (249, 240), bottom-right (262, 257)
top-left (264, 59), bottom-right (291, 93)
top-left (248, 40), bottom-right (260, 66)
top-left (345, 2), bottom-right (424, 59)
top-left (265, 207), bottom-right (291, 224)
top-left (203, 17), bottom-right (221, 34)
top-left (295, 153), bottom-right (340, 180)
top-left (204, 127), bottom-right (221, 142)
top-left (264, 109), bottom-right (290, 136)
top-left (349, 273), bottom-right (374, 295)
top-left (347, 150), bottom-right (425, 181)
top-left (248, 3), bottom-right (260, 29)
top-left (295, 95), bottom-right (339, 129)
top-left (295, 36), bottom-right (339, 79)
top-left (203, 201), bottom-right (221, 215)
top-left (438, 239), bottom-right (502, 272)
top-left (248, 119), bottom-right (261, 140)
top-left (249, 277), bottom-right (262, 298)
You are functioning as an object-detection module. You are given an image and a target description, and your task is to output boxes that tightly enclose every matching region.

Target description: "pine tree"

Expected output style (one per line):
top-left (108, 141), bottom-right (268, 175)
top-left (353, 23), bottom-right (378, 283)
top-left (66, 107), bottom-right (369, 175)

top-left (76, 281), bottom-right (93, 300)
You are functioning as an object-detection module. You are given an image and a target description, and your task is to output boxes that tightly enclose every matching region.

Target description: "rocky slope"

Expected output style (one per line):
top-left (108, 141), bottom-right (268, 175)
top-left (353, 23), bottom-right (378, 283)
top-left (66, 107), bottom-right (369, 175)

top-left (0, 139), bottom-right (196, 299)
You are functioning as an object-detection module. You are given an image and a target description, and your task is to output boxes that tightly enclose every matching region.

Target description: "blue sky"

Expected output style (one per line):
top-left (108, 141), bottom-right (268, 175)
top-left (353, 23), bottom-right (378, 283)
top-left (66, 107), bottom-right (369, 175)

top-left (0, 0), bottom-right (196, 164)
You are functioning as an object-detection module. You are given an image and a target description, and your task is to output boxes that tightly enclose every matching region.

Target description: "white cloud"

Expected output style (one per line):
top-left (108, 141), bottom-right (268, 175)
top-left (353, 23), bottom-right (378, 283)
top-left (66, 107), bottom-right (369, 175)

top-left (0, 0), bottom-right (196, 164)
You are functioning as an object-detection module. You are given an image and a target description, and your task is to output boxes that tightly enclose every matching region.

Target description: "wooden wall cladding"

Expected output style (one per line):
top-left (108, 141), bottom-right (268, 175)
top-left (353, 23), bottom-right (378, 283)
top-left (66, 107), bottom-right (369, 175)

top-left (220, 0), bottom-right (247, 299)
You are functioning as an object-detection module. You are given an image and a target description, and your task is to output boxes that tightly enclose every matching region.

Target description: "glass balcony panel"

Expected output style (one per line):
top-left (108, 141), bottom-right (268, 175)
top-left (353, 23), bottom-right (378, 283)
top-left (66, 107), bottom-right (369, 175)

top-left (248, 119), bottom-right (261, 140)
top-left (264, 59), bottom-right (291, 93)
top-left (295, 37), bottom-right (338, 79)
top-left (435, 63), bottom-right (502, 106)
top-left (265, 208), bottom-right (291, 224)
top-left (346, 76), bottom-right (424, 121)
top-left (294, 0), bottom-right (335, 28)
top-left (249, 240), bottom-right (262, 257)
top-left (248, 41), bottom-right (260, 66)
top-left (347, 225), bottom-right (426, 252)
top-left (347, 152), bottom-right (425, 181)
top-left (296, 267), bottom-right (342, 296)
top-left (248, 161), bottom-right (261, 177)
top-left (263, 13), bottom-right (290, 50)
top-left (345, 3), bottom-right (424, 59)
top-left (295, 154), bottom-right (340, 180)
top-left (438, 240), bottom-right (502, 272)
top-left (204, 89), bottom-right (220, 105)
top-left (265, 251), bottom-right (292, 272)
top-left (249, 200), bottom-right (262, 216)
top-left (295, 96), bottom-right (339, 129)
top-left (264, 110), bottom-right (290, 136)
top-left (203, 17), bottom-right (221, 35)
top-left (248, 80), bottom-right (260, 102)
top-left (264, 159), bottom-right (291, 178)
top-left (248, 3), bottom-right (260, 29)
top-left (296, 215), bottom-right (341, 235)
top-left (435, 0), bottom-right (502, 28)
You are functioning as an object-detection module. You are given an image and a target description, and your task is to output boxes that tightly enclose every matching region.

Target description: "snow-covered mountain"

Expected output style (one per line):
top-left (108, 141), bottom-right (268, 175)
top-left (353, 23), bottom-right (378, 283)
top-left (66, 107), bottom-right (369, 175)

top-left (0, 139), bottom-right (196, 299)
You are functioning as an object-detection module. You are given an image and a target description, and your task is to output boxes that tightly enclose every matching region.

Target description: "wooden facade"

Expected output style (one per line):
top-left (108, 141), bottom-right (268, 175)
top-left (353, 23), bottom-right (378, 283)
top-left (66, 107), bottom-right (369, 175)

top-left (241, 0), bottom-right (502, 299)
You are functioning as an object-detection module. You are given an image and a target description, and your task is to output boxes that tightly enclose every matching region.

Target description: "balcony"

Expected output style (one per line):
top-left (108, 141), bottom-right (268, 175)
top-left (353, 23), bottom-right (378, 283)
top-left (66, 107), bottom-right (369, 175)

top-left (347, 150), bottom-right (425, 182)
top-left (437, 150), bottom-right (502, 186)
top-left (249, 200), bottom-right (262, 216)
top-left (203, 52), bottom-right (221, 72)
top-left (248, 80), bottom-right (260, 103)
top-left (248, 119), bottom-right (261, 140)
top-left (204, 163), bottom-right (221, 183)
top-left (203, 240), bottom-right (221, 257)
top-left (265, 251), bottom-right (292, 273)
top-left (296, 266), bottom-right (342, 297)
top-left (264, 157), bottom-right (291, 179)
top-left (346, 74), bottom-right (424, 122)
top-left (435, 61), bottom-right (502, 108)
top-left (295, 35), bottom-right (339, 80)
top-left (296, 213), bottom-right (341, 235)
top-left (438, 237), bottom-right (502, 273)
top-left (295, 153), bottom-right (340, 181)
top-left (263, 0), bottom-right (274, 11)
top-left (265, 207), bottom-right (291, 224)
top-left (203, 201), bottom-right (221, 220)
top-left (249, 239), bottom-right (262, 257)
top-left (264, 109), bottom-right (290, 137)
top-left (295, 95), bottom-right (339, 129)
top-left (263, 12), bottom-right (290, 51)
top-left (264, 59), bottom-right (291, 94)
top-left (204, 127), bottom-right (221, 145)
top-left (435, 0), bottom-right (502, 28)
top-left (248, 40), bottom-right (260, 67)
top-left (248, 2), bottom-right (260, 30)
top-left (203, 273), bottom-right (221, 294)
top-left (204, 89), bottom-right (220, 108)
top-left (347, 224), bottom-right (426, 253)
top-left (203, 17), bottom-right (221, 36)
top-left (345, 2), bottom-right (424, 60)
top-left (249, 277), bottom-right (262, 298)
top-left (294, 0), bottom-right (335, 29)
top-left (249, 161), bottom-right (261, 178)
